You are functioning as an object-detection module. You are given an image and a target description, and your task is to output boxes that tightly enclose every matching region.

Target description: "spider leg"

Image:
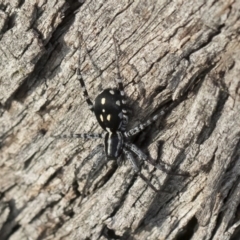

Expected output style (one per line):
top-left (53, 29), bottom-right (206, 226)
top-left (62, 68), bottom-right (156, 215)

top-left (124, 111), bottom-right (165, 138)
top-left (77, 45), bottom-right (94, 112)
top-left (124, 142), bottom-right (153, 166)
top-left (74, 143), bottom-right (105, 201)
top-left (117, 153), bottom-right (123, 167)
top-left (123, 148), bottom-right (159, 192)
top-left (83, 151), bottom-right (107, 193)
top-left (125, 142), bottom-right (189, 177)
top-left (53, 133), bottom-right (105, 140)
top-left (113, 36), bottom-right (128, 131)
top-left (79, 33), bottom-right (103, 81)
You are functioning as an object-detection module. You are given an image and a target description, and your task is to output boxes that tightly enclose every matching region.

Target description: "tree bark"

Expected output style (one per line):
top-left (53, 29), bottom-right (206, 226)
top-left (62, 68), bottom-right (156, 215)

top-left (0, 0), bottom-right (240, 239)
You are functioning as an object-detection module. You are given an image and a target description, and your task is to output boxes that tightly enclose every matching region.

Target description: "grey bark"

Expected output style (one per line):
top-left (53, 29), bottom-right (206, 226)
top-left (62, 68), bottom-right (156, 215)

top-left (0, 0), bottom-right (240, 239)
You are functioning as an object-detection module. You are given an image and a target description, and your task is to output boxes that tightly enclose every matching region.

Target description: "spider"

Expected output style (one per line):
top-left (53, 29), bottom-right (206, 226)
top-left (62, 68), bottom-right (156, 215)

top-left (58, 36), bottom-right (165, 192)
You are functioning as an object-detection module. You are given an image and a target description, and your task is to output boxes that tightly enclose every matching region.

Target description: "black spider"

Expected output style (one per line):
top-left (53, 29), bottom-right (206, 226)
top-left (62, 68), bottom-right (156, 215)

top-left (58, 36), bottom-right (165, 192)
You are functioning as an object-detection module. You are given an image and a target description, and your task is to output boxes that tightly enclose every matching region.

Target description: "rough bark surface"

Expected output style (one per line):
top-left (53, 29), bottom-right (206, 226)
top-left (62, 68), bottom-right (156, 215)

top-left (0, 0), bottom-right (240, 239)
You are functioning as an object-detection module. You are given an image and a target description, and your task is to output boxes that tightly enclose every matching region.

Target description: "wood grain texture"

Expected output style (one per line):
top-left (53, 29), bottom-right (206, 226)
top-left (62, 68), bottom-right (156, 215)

top-left (0, 0), bottom-right (240, 239)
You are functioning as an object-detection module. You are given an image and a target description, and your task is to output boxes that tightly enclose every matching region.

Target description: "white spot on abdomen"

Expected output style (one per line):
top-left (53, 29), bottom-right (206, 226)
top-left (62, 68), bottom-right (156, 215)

top-left (101, 98), bottom-right (106, 104)
top-left (109, 90), bottom-right (115, 95)
top-left (107, 114), bottom-right (111, 121)
top-left (116, 100), bottom-right (120, 106)
top-left (100, 114), bottom-right (104, 122)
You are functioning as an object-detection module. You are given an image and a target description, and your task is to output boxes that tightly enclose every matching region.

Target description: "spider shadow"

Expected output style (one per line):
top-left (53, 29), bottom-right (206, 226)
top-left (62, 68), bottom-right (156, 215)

top-left (125, 98), bottom-right (188, 173)
top-left (131, 147), bottom-right (193, 239)
top-left (114, 100), bottom-right (193, 237)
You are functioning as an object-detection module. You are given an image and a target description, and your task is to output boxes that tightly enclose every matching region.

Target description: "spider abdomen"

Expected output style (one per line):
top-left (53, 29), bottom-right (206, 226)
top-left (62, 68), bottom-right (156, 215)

top-left (94, 88), bottom-right (123, 132)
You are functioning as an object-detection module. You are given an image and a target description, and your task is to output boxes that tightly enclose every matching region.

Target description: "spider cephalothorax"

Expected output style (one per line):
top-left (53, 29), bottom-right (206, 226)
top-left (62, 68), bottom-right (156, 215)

top-left (59, 36), bottom-right (164, 192)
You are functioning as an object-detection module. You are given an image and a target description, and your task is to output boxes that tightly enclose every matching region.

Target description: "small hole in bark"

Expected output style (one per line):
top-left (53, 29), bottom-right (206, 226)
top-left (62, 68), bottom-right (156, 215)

top-left (102, 225), bottom-right (122, 239)
top-left (175, 216), bottom-right (198, 240)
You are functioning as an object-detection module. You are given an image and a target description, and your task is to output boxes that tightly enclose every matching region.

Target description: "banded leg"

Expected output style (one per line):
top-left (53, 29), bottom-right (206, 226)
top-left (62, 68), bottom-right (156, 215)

top-left (80, 33), bottom-right (103, 80)
top-left (84, 149), bottom-right (107, 190)
top-left (125, 142), bottom-right (168, 172)
top-left (74, 144), bottom-right (105, 201)
top-left (124, 142), bottom-right (152, 165)
top-left (77, 47), bottom-right (94, 112)
top-left (125, 142), bottom-right (189, 176)
top-left (123, 148), bottom-right (159, 192)
top-left (113, 37), bottom-right (128, 131)
top-left (124, 111), bottom-right (165, 138)
top-left (53, 133), bottom-right (104, 140)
